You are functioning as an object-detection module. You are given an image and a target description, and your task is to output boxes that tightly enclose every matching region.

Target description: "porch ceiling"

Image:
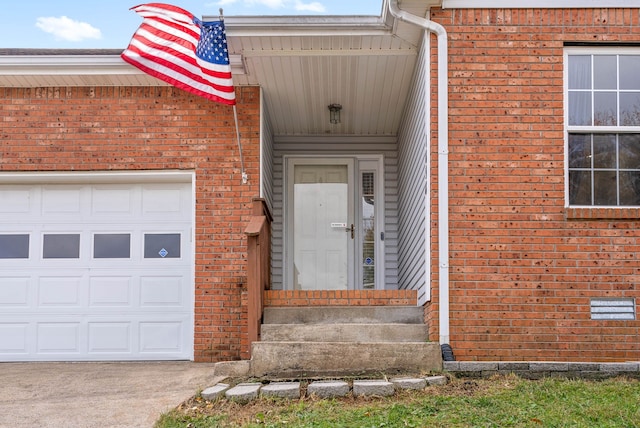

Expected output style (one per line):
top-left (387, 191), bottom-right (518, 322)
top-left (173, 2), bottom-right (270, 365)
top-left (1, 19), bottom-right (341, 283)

top-left (0, 1), bottom-right (436, 139)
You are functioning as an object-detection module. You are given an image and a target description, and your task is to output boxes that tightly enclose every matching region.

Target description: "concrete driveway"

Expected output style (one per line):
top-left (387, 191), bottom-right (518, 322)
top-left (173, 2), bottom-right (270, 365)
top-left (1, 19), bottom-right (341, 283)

top-left (0, 361), bottom-right (218, 428)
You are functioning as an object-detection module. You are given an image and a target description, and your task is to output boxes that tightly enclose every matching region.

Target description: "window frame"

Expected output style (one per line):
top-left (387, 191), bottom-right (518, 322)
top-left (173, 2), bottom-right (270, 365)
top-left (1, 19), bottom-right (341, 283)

top-left (564, 47), bottom-right (640, 208)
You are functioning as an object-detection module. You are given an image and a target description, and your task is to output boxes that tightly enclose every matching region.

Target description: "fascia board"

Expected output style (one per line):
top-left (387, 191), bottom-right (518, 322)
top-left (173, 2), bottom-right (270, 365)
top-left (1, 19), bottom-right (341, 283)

top-left (0, 54), bottom-right (245, 75)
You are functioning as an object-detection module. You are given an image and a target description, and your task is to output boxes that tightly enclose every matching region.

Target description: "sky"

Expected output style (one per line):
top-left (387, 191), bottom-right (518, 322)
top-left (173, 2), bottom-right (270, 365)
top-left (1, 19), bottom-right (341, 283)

top-left (1, 0), bottom-right (383, 49)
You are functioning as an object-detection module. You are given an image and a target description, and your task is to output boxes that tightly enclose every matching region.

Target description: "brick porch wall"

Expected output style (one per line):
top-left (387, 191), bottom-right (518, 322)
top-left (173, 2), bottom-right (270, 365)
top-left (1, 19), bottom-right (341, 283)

top-left (264, 290), bottom-right (418, 306)
top-left (428, 8), bottom-right (640, 361)
top-left (0, 85), bottom-right (261, 362)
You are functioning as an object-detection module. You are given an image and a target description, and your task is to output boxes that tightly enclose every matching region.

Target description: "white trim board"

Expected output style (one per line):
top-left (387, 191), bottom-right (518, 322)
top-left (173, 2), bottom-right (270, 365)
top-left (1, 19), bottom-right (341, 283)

top-left (443, 0), bottom-right (640, 8)
top-left (0, 170), bottom-right (194, 184)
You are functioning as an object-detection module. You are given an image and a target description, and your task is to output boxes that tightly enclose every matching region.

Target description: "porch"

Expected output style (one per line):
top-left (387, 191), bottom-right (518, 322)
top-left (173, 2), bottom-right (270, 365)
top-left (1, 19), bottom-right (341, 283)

top-left (242, 199), bottom-right (441, 377)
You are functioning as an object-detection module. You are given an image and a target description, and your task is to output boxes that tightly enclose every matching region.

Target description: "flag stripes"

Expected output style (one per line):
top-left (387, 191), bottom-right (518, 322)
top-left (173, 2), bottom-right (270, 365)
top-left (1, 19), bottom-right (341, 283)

top-left (121, 3), bottom-right (235, 105)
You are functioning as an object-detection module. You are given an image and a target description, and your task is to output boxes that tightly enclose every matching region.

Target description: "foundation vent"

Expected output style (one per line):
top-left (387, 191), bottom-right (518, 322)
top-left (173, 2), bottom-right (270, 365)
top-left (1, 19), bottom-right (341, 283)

top-left (590, 298), bottom-right (635, 320)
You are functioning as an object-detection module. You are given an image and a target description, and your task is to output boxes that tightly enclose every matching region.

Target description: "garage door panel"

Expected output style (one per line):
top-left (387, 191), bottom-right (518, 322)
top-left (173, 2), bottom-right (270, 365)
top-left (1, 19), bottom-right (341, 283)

top-left (88, 322), bottom-right (132, 354)
top-left (42, 186), bottom-right (83, 214)
top-left (139, 321), bottom-right (184, 353)
top-left (142, 185), bottom-right (184, 214)
top-left (0, 323), bottom-right (29, 354)
top-left (38, 276), bottom-right (83, 307)
top-left (140, 276), bottom-right (184, 307)
top-left (89, 277), bottom-right (132, 307)
top-left (0, 313), bottom-right (191, 361)
top-left (91, 186), bottom-right (135, 216)
top-left (0, 180), bottom-right (193, 361)
top-left (0, 277), bottom-right (30, 306)
top-left (37, 322), bottom-right (81, 354)
top-left (0, 187), bottom-right (33, 213)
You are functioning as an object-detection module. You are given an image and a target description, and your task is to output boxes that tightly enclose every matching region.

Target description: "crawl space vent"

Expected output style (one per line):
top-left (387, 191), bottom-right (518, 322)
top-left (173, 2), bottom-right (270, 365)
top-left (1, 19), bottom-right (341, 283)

top-left (590, 298), bottom-right (636, 320)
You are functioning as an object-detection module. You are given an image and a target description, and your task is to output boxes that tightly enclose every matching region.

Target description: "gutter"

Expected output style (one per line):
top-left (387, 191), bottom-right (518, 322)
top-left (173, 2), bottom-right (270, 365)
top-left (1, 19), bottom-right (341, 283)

top-left (387, 0), bottom-right (450, 346)
top-left (216, 14), bottom-right (394, 37)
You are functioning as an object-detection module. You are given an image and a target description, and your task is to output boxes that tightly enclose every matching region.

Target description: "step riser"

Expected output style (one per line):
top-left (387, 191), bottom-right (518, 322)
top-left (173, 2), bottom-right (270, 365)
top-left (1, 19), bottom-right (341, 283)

top-left (261, 324), bottom-right (429, 342)
top-left (263, 306), bottom-right (424, 324)
top-left (251, 341), bottom-right (442, 378)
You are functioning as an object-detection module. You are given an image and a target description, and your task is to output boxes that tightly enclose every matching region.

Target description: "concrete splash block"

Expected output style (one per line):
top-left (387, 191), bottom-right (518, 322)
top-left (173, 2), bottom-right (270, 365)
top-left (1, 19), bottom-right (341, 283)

top-left (201, 383), bottom-right (230, 400)
top-left (307, 380), bottom-right (350, 398)
top-left (353, 380), bottom-right (395, 397)
top-left (251, 341), bottom-right (442, 378)
top-left (391, 377), bottom-right (427, 390)
top-left (225, 383), bottom-right (261, 403)
top-left (425, 375), bottom-right (448, 386)
top-left (260, 382), bottom-right (301, 399)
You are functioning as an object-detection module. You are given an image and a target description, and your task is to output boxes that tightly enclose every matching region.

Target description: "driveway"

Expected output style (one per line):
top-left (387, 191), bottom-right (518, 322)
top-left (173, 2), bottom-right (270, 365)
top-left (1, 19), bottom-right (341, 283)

top-left (0, 361), bottom-right (218, 428)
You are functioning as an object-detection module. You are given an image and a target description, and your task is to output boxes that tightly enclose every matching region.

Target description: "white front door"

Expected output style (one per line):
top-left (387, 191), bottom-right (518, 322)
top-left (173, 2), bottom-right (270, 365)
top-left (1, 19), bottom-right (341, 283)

top-left (285, 156), bottom-right (384, 290)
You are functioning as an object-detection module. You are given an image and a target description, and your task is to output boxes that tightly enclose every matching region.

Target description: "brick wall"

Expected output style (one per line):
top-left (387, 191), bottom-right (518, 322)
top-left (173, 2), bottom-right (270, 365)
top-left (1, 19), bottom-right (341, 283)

top-left (429, 7), bottom-right (640, 361)
top-left (0, 85), bottom-right (261, 362)
top-left (264, 290), bottom-right (417, 306)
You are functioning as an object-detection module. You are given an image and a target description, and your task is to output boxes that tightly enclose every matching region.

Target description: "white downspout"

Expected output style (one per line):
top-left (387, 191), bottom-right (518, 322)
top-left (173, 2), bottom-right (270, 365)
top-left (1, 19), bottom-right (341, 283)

top-left (388, 0), bottom-right (450, 345)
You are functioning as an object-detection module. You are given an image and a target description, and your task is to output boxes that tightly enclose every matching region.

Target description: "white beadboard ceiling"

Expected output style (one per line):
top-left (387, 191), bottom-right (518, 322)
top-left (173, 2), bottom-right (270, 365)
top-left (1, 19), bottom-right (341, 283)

top-left (0, 1), bottom-right (436, 138)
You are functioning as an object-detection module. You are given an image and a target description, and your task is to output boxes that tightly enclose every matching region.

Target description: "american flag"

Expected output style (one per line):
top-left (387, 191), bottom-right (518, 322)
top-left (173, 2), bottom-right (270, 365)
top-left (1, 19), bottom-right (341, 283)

top-left (121, 3), bottom-right (236, 105)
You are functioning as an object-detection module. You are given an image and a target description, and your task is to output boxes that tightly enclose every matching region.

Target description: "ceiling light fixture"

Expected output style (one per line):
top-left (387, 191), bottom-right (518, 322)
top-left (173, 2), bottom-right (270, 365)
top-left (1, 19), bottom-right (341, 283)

top-left (328, 103), bottom-right (342, 124)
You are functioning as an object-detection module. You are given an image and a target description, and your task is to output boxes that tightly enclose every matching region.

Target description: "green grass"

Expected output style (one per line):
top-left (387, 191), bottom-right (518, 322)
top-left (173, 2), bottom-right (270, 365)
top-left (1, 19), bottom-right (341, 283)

top-left (155, 375), bottom-right (640, 428)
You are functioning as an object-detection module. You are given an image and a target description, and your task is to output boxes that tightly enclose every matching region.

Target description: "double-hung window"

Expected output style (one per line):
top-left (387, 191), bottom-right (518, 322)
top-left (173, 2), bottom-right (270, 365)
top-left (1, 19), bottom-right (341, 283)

top-left (566, 48), bottom-right (640, 206)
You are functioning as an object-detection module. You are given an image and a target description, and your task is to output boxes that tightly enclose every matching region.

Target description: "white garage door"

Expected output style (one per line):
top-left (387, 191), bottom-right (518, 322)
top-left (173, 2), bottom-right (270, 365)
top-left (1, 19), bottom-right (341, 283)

top-left (0, 178), bottom-right (194, 361)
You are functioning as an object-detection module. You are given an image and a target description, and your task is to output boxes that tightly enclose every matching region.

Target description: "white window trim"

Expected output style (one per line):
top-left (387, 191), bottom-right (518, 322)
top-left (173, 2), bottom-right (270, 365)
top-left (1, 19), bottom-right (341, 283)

top-left (564, 47), bottom-right (640, 208)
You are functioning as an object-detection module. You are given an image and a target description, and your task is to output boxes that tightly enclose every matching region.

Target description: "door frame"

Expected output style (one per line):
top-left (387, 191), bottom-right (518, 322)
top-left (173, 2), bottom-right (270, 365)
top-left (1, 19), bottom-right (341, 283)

top-left (283, 155), bottom-right (385, 291)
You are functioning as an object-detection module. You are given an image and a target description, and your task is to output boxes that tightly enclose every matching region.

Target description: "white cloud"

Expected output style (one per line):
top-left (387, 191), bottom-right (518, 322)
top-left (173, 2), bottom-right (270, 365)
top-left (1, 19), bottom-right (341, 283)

top-left (35, 16), bottom-right (101, 42)
top-left (294, 1), bottom-right (326, 12)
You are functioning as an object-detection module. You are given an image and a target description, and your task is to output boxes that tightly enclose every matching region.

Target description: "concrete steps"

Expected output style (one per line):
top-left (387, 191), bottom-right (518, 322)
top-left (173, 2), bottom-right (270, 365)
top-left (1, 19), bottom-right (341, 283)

top-left (250, 340), bottom-right (442, 378)
top-left (263, 306), bottom-right (424, 324)
top-left (243, 306), bottom-right (442, 378)
top-left (261, 323), bottom-right (430, 342)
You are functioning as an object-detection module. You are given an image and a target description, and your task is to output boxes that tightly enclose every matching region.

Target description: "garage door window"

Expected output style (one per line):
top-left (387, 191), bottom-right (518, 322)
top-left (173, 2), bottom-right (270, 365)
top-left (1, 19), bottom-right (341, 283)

top-left (144, 233), bottom-right (181, 258)
top-left (93, 233), bottom-right (131, 259)
top-left (43, 234), bottom-right (80, 259)
top-left (0, 234), bottom-right (29, 259)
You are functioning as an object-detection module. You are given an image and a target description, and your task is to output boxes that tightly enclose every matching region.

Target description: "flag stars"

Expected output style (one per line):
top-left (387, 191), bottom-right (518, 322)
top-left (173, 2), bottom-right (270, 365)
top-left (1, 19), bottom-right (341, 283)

top-left (195, 21), bottom-right (230, 65)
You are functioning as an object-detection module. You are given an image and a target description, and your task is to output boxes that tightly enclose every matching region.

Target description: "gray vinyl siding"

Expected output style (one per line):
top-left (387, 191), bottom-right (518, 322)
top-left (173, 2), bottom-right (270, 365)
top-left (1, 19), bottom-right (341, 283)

top-left (397, 36), bottom-right (429, 303)
top-left (260, 89), bottom-right (275, 212)
top-left (270, 140), bottom-right (399, 290)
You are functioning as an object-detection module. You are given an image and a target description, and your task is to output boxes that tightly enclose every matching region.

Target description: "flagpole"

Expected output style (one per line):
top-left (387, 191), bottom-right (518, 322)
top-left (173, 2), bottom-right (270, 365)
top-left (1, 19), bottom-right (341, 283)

top-left (233, 105), bottom-right (248, 184)
top-left (219, 8), bottom-right (247, 184)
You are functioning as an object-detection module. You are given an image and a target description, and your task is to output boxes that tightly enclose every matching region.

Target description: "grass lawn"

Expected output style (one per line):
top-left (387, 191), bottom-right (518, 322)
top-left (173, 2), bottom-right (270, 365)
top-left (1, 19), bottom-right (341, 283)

top-left (156, 375), bottom-right (640, 427)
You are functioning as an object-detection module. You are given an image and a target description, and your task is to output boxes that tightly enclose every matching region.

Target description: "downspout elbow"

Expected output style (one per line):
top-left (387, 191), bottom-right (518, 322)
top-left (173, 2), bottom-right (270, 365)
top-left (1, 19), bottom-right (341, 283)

top-left (388, 0), bottom-right (446, 38)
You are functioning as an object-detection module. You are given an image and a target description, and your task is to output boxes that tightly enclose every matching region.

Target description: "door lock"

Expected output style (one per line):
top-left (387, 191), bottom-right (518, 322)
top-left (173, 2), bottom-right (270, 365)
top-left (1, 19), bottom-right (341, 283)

top-left (345, 224), bottom-right (354, 239)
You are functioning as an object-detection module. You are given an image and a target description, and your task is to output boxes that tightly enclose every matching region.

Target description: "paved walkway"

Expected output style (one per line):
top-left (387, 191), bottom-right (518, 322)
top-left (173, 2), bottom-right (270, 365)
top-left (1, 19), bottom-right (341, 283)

top-left (0, 362), bottom-right (217, 428)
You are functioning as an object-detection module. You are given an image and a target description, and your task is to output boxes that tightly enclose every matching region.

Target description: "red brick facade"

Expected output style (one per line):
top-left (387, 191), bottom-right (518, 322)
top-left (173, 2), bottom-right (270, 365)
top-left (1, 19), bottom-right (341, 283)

top-left (429, 8), bottom-right (640, 361)
top-left (0, 85), bottom-right (261, 362)
top-left (2, 6), bottom-right (640, 365)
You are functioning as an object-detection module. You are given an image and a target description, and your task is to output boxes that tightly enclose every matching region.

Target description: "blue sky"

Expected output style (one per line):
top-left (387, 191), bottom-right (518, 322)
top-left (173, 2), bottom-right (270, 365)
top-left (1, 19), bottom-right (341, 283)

top-left (1, 0), bottom-right (383, 49)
